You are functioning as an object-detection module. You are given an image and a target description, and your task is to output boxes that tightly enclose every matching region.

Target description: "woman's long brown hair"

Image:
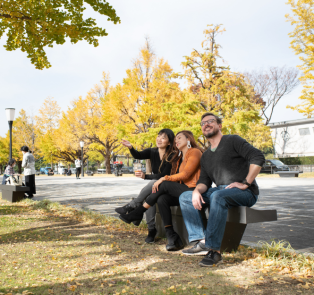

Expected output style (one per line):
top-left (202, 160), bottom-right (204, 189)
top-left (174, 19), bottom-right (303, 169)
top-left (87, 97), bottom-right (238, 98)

top-left (170, 130), bottom-right (203, 175)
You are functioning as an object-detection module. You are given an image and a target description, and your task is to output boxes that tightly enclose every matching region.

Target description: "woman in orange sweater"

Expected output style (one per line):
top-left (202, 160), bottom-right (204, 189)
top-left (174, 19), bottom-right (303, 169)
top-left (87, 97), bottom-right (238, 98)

top-left (119, 131), bottom-right (203, 251)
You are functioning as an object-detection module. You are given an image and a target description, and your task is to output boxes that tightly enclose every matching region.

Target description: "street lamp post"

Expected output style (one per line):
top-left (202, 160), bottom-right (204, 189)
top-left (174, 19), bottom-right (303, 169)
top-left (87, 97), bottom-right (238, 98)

top-left (80, 141), bottom-right (84, 177)
top-left (5, 108), bottom-right (15, 160)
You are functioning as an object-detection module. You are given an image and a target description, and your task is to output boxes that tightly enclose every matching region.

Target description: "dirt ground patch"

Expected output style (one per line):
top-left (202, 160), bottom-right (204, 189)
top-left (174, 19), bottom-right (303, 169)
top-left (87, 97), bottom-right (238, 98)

top-left (0, 198), bottom-right (313, 295)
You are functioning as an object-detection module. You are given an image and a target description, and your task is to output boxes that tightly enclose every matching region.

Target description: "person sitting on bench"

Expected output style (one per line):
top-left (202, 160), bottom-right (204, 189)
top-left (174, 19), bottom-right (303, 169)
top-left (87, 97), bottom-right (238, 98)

top-left (115, 129), bottom-right (175, 243)
top-left (119, 130), bottom-right (203, 251)
top-left (2, 159), bottom-right (19, 185)
top-left (179, 112), bottom-right (265, 267)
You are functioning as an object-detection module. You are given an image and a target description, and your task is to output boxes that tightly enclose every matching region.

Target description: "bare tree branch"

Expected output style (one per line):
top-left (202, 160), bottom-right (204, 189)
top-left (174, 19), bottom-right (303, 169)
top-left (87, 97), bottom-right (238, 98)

top-left (243, 66), bottom-right (300, 125)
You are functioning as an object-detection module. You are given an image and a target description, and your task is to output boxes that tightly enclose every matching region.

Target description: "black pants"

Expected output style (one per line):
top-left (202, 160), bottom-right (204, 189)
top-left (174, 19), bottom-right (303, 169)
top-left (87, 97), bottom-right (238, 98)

top-left (25, 174), bottom-right (36, 197)
top-left (145, 181), bottom-right (194, 226)
top-left (76, 167), bottom-right (81, 178)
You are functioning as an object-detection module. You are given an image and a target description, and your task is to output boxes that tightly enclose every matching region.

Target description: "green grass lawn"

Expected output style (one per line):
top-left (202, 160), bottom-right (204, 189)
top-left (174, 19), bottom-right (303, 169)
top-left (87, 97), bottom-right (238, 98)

top-left (0, 198), bottom-right (313, 295)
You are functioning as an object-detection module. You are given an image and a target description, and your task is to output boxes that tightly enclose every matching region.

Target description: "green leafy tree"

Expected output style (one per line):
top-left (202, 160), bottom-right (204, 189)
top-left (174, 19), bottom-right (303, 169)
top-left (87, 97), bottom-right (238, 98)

top-left (0, 0), bottom-right (120, 69)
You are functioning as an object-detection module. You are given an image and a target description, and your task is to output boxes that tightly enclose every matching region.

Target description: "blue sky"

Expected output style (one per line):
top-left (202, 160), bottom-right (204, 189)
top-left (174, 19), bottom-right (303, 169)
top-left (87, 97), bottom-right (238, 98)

top-left (0, 0), bottom-right (305, 136)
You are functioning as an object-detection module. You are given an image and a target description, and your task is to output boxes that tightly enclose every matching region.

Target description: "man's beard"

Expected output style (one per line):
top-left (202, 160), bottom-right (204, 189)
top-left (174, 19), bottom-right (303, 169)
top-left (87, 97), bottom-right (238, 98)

top-left (204, 127), bottom-right (219, 138)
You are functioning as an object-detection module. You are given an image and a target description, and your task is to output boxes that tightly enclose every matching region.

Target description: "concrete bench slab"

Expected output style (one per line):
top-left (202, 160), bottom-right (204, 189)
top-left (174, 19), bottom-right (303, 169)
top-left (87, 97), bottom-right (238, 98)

top-left (155, 205), bottom-right (277, 253)
top-left (0, 185), bottom-right (30, 203)
top-left (276, 171), bottom-right (301, 177)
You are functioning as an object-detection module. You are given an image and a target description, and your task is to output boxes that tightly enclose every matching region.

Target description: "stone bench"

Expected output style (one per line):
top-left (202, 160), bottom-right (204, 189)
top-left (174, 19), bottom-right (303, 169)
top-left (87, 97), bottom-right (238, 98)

top-left (276, 171), bottom-right (301, 178)
top-left (0, 185), bottom-right (30, 203)
top-left (155, 205), bottom-right (277, 252)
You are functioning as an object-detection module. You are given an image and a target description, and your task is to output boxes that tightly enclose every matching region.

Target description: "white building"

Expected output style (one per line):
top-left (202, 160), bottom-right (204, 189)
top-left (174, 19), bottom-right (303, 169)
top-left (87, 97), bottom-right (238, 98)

top-left (268, 118), bottom-right (314, 157)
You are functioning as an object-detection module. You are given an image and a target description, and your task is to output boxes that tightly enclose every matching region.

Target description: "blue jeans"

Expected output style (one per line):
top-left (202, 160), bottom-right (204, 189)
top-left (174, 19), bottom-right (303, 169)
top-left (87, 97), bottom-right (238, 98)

top-left (179, 185), bottom-right (258, 251)
top-left (2, 175), bottom-right (9, 185)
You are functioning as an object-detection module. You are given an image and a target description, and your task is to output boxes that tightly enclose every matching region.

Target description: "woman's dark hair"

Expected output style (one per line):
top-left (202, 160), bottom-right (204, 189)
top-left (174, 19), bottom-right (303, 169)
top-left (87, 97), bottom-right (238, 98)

top-left (157, 129), bottom-right (175, 173)
top-left (170, 130), bottom-right (204, 175)
top-left (20, 146), bottom-right (29, 152)
top-left (7, 159), bottom-right (16, 166)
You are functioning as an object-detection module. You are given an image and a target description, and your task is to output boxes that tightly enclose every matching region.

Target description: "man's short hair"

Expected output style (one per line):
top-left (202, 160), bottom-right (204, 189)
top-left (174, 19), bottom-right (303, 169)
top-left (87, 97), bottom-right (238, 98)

top-left (201, 112), bottom-right (222, 125)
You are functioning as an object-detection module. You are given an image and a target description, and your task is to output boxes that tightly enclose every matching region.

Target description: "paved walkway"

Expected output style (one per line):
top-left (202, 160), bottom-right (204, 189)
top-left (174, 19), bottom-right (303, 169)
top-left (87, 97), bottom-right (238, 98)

top-left (2, 175), bottom-right (314, 252)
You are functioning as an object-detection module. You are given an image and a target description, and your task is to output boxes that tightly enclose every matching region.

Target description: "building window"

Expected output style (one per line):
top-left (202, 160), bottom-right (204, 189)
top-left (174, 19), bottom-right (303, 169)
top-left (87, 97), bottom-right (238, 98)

top-left (299, 128), bottom-right (310, 136)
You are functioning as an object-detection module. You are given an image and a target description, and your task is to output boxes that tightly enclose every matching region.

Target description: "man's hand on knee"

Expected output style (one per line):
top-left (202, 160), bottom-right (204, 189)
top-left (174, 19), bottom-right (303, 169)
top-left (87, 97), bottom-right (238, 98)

top-left (192, 190), bottom-right (205, 210)
top-left (225, 182), bottom-right (248, 190)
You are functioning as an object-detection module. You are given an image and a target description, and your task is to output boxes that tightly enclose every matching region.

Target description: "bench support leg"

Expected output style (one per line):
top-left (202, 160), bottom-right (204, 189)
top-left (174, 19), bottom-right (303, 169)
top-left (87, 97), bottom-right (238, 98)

top-left (2, 190), bottom-right (25, 203)
top-left (156, 212), bottom-right (247, 253)
top-left (220, 222), bottom-right (247, 253)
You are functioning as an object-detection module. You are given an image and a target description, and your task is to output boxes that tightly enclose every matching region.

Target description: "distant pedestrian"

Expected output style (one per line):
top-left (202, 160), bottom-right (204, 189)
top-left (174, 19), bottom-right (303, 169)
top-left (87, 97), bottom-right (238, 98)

top-left (21, 146), bottom-right (36, 198)
top-left (67, 165), bottom-right (72, 176)
top-left (75, 157), bottom-right (82, 179)
top-left (2, 158), bottom-right (19, 185)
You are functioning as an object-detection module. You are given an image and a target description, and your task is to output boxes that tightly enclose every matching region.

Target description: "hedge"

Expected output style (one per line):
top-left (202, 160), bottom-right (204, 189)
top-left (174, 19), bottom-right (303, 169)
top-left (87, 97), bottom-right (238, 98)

top-left (277, 156), bottom-right (314, 165)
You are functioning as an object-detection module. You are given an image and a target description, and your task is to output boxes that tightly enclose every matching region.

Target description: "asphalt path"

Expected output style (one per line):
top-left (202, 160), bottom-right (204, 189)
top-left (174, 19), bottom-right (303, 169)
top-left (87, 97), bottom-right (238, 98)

top-left (1, 175), bottom-right (313, 252)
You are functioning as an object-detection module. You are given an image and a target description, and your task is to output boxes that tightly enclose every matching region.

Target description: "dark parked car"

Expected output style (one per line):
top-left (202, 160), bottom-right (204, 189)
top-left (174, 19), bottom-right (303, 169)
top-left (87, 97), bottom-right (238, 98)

top-left (86, 170), bottom-right (94, 176)
top-left (260, 159), bottom-right (290, 174)
top-left (121, 167), bottom-right (133, 174)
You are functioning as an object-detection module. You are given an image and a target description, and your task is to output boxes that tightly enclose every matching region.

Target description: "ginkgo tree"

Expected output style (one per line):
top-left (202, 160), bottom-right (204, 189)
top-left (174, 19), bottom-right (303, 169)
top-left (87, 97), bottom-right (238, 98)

top-left (0, 0), bottom-right (120, 69)
top-left (286, 0), bottom-right (314, 117)
top-left (152, 24), bottom-right (272, 150)
top-left (102, 38), bottom-right (175, 148)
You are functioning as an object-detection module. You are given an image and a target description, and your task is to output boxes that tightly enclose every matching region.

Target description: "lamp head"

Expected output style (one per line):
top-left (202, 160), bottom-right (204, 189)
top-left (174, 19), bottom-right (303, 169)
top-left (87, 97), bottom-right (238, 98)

top-left (80, 141), bottom-right (84, 148)
top-left (5, 108), bottom-right (15, 122)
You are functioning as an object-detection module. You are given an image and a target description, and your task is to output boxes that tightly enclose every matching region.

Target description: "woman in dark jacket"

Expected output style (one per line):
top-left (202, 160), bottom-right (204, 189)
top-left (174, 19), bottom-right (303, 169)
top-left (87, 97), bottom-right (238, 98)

top-left (115, 129), bottom-right (175, 243)
top-left (119, 131), bottom-right (203, 251)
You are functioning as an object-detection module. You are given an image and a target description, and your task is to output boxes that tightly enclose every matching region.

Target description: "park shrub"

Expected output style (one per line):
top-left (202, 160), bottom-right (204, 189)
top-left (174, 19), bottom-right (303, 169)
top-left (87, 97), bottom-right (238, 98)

top-left (277, 156), bottom-right (314, 165)
top-left (264, 154), bottom-right (314, 165)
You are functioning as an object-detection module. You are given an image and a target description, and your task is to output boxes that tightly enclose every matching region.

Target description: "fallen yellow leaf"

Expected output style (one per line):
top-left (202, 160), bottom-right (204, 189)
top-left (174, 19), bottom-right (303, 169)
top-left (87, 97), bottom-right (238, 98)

top-left (67, 285), bottom-right (76, 292)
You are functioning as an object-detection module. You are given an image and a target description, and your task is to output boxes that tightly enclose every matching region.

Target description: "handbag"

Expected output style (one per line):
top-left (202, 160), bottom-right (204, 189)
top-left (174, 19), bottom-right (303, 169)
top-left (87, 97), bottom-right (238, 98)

top-left (6, 175), bottom-right (23, 186)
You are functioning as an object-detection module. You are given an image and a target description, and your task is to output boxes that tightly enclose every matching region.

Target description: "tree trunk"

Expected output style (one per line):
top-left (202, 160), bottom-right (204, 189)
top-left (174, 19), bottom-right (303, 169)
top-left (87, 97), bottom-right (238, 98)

top-left (105, 153), bottom-right (111, 174)
top-left (17, 161), bottom-right (22, 174)
top-left (127, 154), bottom-right (130, 167)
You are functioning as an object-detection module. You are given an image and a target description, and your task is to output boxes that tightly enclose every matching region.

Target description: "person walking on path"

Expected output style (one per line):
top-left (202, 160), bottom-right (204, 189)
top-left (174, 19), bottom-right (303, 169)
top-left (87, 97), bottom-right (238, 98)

top-left (75, 157), bottom-right (82, 179)
top-left (119, 131), bottom-right (203, 251)
top-left (2, 158), bottom-right (19, 185)
top-left (179, 112), bottom-right (265, 267)
top-left (115, 129), bottom-right (175, 243)
top-left (21, 146), bottom-right (36, 199)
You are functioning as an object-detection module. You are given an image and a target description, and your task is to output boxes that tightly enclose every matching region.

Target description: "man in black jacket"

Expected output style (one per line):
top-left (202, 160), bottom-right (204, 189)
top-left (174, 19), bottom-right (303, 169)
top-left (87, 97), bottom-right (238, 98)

top-left (179, 112), bottom-right (265, 267)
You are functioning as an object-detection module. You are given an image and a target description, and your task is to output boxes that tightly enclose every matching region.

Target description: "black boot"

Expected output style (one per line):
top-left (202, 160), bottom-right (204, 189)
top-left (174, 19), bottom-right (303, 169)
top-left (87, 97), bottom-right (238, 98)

top-left (165, 226), bottom-right (184, 251)
top-left (145, 228), bottom-right (157, 244)
top-left (119, 205), bottom-right (147, 225)
top-left (115, 203), bottom-right (135, 215)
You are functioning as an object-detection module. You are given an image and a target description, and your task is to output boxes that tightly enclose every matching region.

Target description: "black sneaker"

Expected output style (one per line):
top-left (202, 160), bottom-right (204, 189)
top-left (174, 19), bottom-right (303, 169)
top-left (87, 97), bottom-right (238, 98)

top-left (199, 251), bottom-right (223, 267)
top-left (115, 204), bottom-right (134, 215)
top-left (145, 228), bottom-right (157, 244)
top-left (182, 241), bottom-right (210, 256)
